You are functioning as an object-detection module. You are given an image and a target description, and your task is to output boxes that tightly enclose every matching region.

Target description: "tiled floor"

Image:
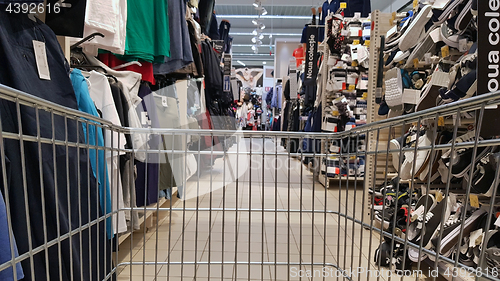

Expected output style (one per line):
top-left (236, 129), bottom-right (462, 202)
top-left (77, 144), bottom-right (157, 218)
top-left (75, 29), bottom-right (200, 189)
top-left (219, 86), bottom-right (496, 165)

top-left (115, 137), bottom-right (431, 281)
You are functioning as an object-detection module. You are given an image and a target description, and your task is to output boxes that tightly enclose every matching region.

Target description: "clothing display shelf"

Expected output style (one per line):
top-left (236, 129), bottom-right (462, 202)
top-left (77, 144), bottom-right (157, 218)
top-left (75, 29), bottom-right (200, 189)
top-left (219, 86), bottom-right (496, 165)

top-left (318, 15), bottom-right (372, 187)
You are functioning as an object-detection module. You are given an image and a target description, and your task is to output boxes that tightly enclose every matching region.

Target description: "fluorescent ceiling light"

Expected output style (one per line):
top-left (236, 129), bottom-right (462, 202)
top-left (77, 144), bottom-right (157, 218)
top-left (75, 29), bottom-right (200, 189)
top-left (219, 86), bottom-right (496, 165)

top-left (263, 61), bottom-right (267, 64)
top-left (237, 60), bottom-right (246, 66)
top-left (218, 15), bottom-right (310, 20)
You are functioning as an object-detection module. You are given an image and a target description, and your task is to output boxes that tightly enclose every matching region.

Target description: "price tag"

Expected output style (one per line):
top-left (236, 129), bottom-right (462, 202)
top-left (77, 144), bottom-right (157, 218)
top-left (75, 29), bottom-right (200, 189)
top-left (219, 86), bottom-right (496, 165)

top-left (362, 92), bottom-right (368, 99)
top-left (436, 191), bottom-right (443, 202)
top-left (438, 116), bottom-right (445, 126)
top-left (162, 96), bottom-right (168, 107)
top-left (413, 0), bottom-right (419, 9)
top-left (469, 194), bottom-right (480, 208)
top-left (348, 84), bottom-right (356, 91)
top-left (352, 60), bottom-right (359, 67)
top-left (33, 40), bottom-right (50, 80)
top-left (364, 40), bottom-right (370, 46)
top-left (413, 58), bottom-right (419, 69)
top-left (353, 40), bottom-right (360, 45)
top-left (340, 2), bottom-right (347, 8)
top-left (441, 45), bottom-right (450, 58)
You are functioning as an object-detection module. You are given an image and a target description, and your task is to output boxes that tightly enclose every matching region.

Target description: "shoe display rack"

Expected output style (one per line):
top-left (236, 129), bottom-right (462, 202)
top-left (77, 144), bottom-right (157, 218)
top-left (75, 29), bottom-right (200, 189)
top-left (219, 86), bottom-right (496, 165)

top-left (318, 14), bottom-right (372, 186)
top-left (365, 2), bottom-right (500, 280)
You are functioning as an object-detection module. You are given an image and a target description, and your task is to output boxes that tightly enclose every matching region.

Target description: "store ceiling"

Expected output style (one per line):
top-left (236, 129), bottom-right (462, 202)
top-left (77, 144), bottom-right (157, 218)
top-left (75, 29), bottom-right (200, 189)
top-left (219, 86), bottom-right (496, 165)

top-left (215, 0), bottom-right (387, 67)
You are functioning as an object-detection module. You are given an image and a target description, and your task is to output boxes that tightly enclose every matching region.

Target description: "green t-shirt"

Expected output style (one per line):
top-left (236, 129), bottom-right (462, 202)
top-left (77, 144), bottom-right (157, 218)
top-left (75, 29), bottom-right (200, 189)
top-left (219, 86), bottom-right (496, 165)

top-left (124, 0), bottom-right (170, 63)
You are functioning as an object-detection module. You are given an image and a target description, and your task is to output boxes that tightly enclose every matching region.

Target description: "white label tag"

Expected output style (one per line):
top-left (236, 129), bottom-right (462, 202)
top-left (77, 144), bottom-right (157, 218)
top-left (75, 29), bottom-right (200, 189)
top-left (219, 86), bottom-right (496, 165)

top-left (402, 89), bottom-right (421, 105)
top-left (469, 229), bottom-right (483, 248)
top-left (411, 205), bottom-right (425, 222)
top-left (459, 39), bottom-right (468, 53)
top-left (495, 214), bottom-right (500, 228)
top-left (430, 28), bottom-right (442, 43)
top-left (162, 96), bottom-right (168, 107)
top-left (141, 111), bottom-right (149, 126)
top-left (33, 40), bottom-right (50, 80)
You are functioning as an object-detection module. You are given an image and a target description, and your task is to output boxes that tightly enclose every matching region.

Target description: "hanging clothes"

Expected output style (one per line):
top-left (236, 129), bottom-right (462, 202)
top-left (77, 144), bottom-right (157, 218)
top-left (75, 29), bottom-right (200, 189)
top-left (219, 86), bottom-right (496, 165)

top-left (70, 69), bottom-right (114, 238)
top-left (122, 0), bottom-right (170, 63)
top-left (72, 0), bottom-right (128, 55)
top-left (86, 70), bottom-right (128, 234)
top-left (198, 0), bottom-right (216, 35)
top-left (98, 52), bottom-right (155, 84)
top-left (153, 0), bottom-right (194, 75)
top-left (0, 12), bottom-right (113, 281)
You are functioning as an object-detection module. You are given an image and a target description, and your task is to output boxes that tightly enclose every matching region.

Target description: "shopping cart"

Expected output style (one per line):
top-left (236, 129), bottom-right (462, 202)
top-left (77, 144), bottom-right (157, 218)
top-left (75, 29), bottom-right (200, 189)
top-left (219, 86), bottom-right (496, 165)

top-left (0, 82), bottom-right (499, 281)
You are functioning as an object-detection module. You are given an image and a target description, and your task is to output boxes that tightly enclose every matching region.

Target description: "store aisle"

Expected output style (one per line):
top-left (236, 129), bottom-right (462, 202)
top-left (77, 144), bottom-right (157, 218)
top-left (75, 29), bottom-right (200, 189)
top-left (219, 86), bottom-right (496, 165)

top-left (115, 137), bottom-right (427, 281)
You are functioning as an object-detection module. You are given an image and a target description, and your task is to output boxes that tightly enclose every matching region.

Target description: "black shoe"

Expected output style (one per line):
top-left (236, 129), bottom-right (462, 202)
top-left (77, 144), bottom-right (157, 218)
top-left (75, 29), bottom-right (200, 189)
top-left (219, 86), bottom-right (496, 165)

top-left (472, 152), bottom-right (500, 197)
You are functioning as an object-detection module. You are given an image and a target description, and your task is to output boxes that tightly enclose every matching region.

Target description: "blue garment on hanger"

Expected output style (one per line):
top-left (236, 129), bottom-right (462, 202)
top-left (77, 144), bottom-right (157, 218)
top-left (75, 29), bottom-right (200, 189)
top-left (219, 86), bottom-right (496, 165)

top-left (70, 69), bottom-right (113, 239)
top-left (0, 191), bottom-right (24, 280)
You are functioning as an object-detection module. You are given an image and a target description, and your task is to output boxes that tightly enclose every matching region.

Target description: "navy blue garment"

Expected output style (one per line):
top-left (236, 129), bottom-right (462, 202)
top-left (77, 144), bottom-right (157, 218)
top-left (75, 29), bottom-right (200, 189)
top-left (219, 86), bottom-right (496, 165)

top-left (153, 0), bottom-right (194, 75)
top-left (0, 191), bottom-right (23, 280)
top-left (135, 84), bottom-right (160, 207)
top-left (219, 20), bottom-right (232, 52)
top-left (208, 13), bottom-right (220, 40)
top-left (344, 0), bottom-right (371, 17)
top-left (0, 12), bottom-right (113, 281)
top-left (319, 0), bottom-right (340, 42)
top-left (265, 88), bottom-right (273, 107)
top-left (198, 0), bottom-right (216, 35)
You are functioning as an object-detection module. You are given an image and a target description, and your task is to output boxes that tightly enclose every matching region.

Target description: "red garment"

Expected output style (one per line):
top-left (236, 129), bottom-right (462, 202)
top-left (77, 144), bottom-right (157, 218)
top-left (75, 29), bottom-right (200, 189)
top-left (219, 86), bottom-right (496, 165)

top-left (293, 47), bottom-right (305, 67)
top-left (98, 53), bottom-right (155, 84)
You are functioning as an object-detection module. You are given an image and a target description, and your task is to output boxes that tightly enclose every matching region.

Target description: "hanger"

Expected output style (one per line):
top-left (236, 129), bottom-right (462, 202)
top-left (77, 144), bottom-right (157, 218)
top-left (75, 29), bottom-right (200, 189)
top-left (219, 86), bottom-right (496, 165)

top-left (71, 64), bottom-right (108, 74)
top-left (71, 32), bottom-right (105, 50)
top-left (111, 61), bottom-right (143, 70)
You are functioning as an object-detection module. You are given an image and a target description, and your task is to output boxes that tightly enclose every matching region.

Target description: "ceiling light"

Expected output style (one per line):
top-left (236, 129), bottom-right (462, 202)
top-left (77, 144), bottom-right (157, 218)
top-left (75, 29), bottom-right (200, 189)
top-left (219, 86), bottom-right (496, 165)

top-left (261, 8), bottom-right (267, 16)
top-left (263, 61), bottom-right (267, 65)
top-left (254, 49), bottom-right (259, 54)
top-left (252, 29), bottom-right (259, 36)
top-left (258, 23), bottom-right (265, 30)
top-left (252, 19), bottom-right (258, 25)
top-left (252, 2), bottom-right (259, 7)
top-left (237, 60), bottom-right (246, 66)
top-left (251, 37), bottom-right (257, 43)
top-left (258, 34), bottom-right (264, 40)
top-left (251, 45), bottom-right (257, 51)
top-left (269, 34), bottom-right (273, 38)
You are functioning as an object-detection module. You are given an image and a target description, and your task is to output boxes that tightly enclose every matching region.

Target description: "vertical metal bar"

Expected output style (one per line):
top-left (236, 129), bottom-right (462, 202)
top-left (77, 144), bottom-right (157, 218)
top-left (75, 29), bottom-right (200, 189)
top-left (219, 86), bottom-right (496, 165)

top-left (86, 121), bottom-right (94, 281)
top-left (431, 109), bottom-right (461, 281)
top-left (261, 135), bottom-right (265, 281)
top-left (307, 135), bottom-right (314, 275)
top-left (179, 131), bottom-right (187, 281)
top-left (194, 132), bottom-right (201, 280)
top-left (142, 128), bottom-right (149, 280)
top-left (51, 110), bottom-right (63, 281)
top-left (274, 135), bottom-right (278, 281)
top-left (299, 136), bottom-right (303, 279)
top-left (15, 99), bottom-right (36, 279)
top-left (337, 136), bottom-right (342, 270)
top-left (222, 133), bottom-right (227, 281)
top-left (64, 114), bottom-right (74, 281)
top-left (451, 104), bottom-right (485, 281)
top-left (154, 132), bottom-right (161, 280)
top-left (350, 133), bottom-right (360, 271)
top-left (287, 135), bottom-right (291, 281)
top-left (234, 133), bottom-right (240, 280)
top-left (372, 126), bottom-right (384, 281)
top-left (248, 134), bottom-right (253, 281)
top-left (344, 134), bottom-right (350, 271)
top-left (167, 133), bottom-right (174, 281)
top-left (75, 116), bottom-right (83, 281)
top-left (129, 141), bottom-right (135, 280)
top-left (361, 127), bottom-right (374, 275)
top-left (323, 134), bottom-right (328, 281)
top-left (209, 132), bottom-right (214, 280)
top-left (0, 100), bottom-right (18, 280)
